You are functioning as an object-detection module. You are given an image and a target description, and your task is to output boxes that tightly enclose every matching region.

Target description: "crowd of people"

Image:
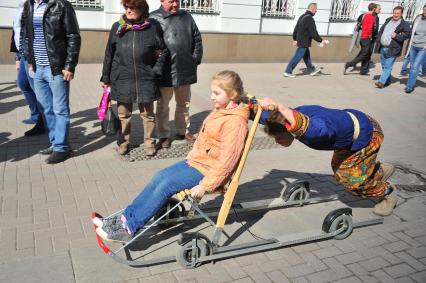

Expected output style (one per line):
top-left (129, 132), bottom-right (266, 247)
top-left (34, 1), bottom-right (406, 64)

top-left (8, 1), bottom-right (426, 242)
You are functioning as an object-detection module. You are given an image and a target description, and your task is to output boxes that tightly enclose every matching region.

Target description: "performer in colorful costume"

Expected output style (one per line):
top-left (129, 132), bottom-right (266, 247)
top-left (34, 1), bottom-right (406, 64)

top-left (255, 98), bottom-right (397, 216)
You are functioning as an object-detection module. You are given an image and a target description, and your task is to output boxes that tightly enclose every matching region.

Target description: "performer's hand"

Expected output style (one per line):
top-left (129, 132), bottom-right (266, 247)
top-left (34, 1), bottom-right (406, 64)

top-left (190, 185), bottom-right (206, 200)
top-left (292, 41), bottom-right (297, 46)
top-left (15, 60), bottom-right (20, 71)
top-left (62, 70), bottom-right (74, 81)
top-left (259, 97), bottom-right (278, 110)
top-left (101, 82), bottom-right (111, 89)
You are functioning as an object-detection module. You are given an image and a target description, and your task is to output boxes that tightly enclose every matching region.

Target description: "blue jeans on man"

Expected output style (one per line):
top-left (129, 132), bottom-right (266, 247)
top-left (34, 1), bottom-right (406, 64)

top-left (17, 58), bottom-right (40, 123)
top-left (123, 160), bottom-right (204, 233)
top-left (406, 46), bottom-right (426, 92)
top-left (34, 65), bottom-right (70, 152)
top-left (378, 47), bottom-right (397, 85)
top-left (285, 47), bottom-right (316, 74)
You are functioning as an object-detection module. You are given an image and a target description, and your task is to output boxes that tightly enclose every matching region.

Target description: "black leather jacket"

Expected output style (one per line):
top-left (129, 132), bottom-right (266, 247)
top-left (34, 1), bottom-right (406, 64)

top-left (293, 11), bottom-right (322, 48)
top-left (150, 7), bottom-right (203, 87)
top-left (23, 0), bottom-right (81, 75)
top-left (374, 17), bottom-right (411, 57)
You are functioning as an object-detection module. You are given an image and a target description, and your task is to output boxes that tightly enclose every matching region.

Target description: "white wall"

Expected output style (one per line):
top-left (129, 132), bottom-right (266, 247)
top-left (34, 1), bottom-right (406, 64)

top-left (0, 0), bottom-right (408, 35)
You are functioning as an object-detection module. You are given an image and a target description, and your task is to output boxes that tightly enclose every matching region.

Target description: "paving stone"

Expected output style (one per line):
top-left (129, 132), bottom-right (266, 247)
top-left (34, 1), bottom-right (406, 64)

top-left (346, 263), bottom-right (368, 276)
top-left (370, 269), bottom-right (396, 282)
top-left (393, 232), bottom-right (422, 248)
top-left (407, 247), bottom-right (426, 259)
top-left (313, 245), bottom-right (343, 259)
top-left (384, 263), bottom-right (416, 278)
top-left (395, 251), bottom-right (425, 271)
top-left (195, 270), bottom-right (233, 283)
top-left (258, 259), bottom-right (289, 273)
top-left (361, 246), bottom-right (404, 265)
top-left (214, 259), bottom-right (247, 280)
top-left (229, 277), bottom-right (254, 283)
top-left (289, 277), bottom-right (310, 283)
top-left (384, 241), bottom-right (413, 253)
top-left (235, 252), bottom-right (269, 267)
top-left (17, 230), bottom-right (34, 250)
top-left (358, 275), bottom-right (380, 283)
top-left (336, 251), bottom-right (365, 265)
top-left (395, 276), bottom-right (416, 283)
top-left (173, 266), bottom-right (209, 282)
top-left (359, 257), bottom-right (391, 272)
top-left (335, 276), bottom-right (363, 283)
top-left (409, 270), bottom-right (426, 283)
top-left (143, 272), bottom-right (178, 283)
top-left (281, 263), bottom-right (315, 278)
top-left (299, 252), bottom-right (328, 271)
top-left (242, 265), bottom-right (272, 283)
top-left (266, 270), bottom-right (290, 283)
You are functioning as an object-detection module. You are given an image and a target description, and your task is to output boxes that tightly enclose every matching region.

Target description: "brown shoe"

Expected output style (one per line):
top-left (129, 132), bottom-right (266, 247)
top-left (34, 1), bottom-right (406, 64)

top-left (145, 147), bottom-right (156, 157)
top-left (375, 82), bottom-right (384, 88)
top-left (379, 163), bottom-right (395, 182)
top-left (116, 143), bottom-right (129, 155)
top-left (158, 138), bottom-right (172, 149)
top-left (373, 185), bottom-right (398, 216)
top-left (176, 133), bottom-right (196, 142)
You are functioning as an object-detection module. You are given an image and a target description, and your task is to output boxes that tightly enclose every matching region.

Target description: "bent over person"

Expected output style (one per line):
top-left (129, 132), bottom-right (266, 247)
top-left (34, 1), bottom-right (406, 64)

top-left (257, 98), bottom-right (397, 217)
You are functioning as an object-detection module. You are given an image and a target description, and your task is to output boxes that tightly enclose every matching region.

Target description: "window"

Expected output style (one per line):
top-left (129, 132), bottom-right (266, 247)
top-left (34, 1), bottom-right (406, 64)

top-left (179, 0), bottom-right (220, 14)
top-left (399, 0), bottom-right (424, 22)
top-left (329, 0), bottom-right (360, 22)
top-left (67, 0), bottom-right (104, 10)
top-left (262, 0), bottom-right (297, 18)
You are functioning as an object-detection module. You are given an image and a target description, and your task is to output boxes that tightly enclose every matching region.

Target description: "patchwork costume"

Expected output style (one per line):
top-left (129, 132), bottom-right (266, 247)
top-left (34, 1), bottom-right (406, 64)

top-left (260, 105), bottom-right (388, 199)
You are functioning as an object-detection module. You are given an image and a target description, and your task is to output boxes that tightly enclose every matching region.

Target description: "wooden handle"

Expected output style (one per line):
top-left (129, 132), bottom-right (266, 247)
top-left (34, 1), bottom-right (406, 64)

top-left (215, 105), bottom-right (263, 228)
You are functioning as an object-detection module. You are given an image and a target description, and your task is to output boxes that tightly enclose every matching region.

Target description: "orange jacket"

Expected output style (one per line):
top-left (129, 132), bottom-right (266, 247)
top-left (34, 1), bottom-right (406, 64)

top-left (187, 104), bottom-right (249, 192)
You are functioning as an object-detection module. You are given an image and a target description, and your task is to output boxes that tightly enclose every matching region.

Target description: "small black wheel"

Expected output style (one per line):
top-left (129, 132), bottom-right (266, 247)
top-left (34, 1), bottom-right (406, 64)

top-left (176, 238), bottom-right (209, 268)
top-left (154, 198), bottom-right (186, 228)
top-left (322, 208), bottom-right (353, 240)
top-left (283, 181), bottom-right (310, 202)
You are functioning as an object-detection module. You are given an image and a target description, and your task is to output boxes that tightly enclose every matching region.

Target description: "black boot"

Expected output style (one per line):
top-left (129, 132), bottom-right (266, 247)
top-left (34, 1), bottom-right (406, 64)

top-left (46, 151), bottom-right (71, 164)
top-left (25, 118), bottom-right (45, 136)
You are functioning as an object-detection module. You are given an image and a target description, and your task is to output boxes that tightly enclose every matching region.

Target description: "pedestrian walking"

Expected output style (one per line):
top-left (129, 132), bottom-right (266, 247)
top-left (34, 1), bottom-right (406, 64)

top-left (283, 3), bottom-right (328, 78)
top-left (150, 0), bottom-right (203, 149)
top-left (374, 6), bottom-right (411, 89)
top-left (23, 0), bottom-right (81, 164)
top-left (404, 4), bottom-right (426, 94)
top-left (344, 3), bottom-right (379, 76)
top-left (101, 0), bottom-right (168, 156)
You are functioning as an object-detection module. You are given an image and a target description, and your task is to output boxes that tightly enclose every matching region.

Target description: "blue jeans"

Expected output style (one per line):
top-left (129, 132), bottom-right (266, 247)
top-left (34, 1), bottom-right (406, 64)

top-left (285, 47), bottom-right (315, 74)
top-left (123, 160), bottom-right (204, 233)
top-left (34, 65), bottom-right (70, 152)
top-left (406, 46), bottom-right (426, 91)
top-left (400, 54), bottom-right (410, 75)
top-left (17, 59), bottom-right (40, 122)
top-left (378, 48), bottom-right (396, 85)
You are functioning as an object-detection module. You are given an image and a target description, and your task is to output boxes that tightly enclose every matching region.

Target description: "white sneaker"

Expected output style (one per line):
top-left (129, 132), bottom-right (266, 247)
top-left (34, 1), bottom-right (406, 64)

top-left (283, 72), bottom-right (296, 78)
top-left (310, 68), bottom-right (320, 76)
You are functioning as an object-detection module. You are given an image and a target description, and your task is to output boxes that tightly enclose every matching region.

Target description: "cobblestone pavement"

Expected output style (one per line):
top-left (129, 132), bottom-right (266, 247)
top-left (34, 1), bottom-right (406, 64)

top-left (0, 62), bottom-right (425, 283)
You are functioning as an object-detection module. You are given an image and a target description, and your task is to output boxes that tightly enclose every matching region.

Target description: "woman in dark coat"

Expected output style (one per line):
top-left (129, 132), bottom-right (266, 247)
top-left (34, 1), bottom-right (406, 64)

top-left (101, 0), bottom-right (168, 156)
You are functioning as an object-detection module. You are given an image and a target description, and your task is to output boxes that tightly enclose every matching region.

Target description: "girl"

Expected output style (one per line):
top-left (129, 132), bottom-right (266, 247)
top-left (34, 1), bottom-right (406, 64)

top-left (94, 70), bottom-right (250, 242)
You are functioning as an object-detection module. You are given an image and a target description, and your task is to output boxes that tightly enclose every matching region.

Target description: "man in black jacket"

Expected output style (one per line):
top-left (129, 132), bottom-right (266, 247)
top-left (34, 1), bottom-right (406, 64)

top-left (374, 6), bottom-right (411, 88)
top-left (23, 0), bottom-right (81, 164)
top-left (283, 3), bottom-right (327, 78)
top-left (344, 3), bottom-right (379, 75)
top-left (150, 0), bottom-right (203, 148)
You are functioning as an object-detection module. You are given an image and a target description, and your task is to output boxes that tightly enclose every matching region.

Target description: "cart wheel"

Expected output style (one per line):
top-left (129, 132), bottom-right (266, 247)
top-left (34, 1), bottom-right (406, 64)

top-left (283, 181), bottom-right (310, 202)
top-left (176, 238), bottom-right (209, 269)
top-left (322, 208), bottom-right (353, 240)
top-left (154, 198), bottom-right (186, 228)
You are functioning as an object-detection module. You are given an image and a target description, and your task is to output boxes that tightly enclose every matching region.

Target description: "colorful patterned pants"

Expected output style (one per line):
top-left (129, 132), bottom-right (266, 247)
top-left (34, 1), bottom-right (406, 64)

top-left (331, 118), bottom-right (387, 198)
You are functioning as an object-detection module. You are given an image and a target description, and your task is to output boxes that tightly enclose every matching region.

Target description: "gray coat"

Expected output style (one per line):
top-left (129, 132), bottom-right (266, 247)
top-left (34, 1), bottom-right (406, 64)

top-left (150, 7), bottom-right (203, 87)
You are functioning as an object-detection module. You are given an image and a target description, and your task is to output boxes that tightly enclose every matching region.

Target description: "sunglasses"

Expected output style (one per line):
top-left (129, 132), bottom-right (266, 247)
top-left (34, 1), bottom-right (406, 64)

top-left (123, 5), bottom-right (137, 11)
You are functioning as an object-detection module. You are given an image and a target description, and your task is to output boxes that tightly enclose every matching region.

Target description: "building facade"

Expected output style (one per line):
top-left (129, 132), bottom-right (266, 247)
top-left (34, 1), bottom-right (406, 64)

top-left (0, 0), bottom-right (424, 63)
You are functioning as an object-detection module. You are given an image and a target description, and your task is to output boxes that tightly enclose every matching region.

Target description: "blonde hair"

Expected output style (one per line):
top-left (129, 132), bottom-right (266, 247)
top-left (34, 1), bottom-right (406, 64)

top-left (211, 70), bottom-right (244, 103)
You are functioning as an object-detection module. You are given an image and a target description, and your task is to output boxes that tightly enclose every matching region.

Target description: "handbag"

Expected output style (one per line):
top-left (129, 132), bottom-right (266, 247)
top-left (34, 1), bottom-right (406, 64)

top-left (101, 100), bottom-right (119, 136)
top-left (97, 86), bottom-right (110, 121)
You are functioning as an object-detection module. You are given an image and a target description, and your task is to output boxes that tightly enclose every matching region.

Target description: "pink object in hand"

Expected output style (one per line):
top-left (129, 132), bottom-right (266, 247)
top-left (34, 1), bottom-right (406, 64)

top-left (97, 86), bottom-right (110, 121)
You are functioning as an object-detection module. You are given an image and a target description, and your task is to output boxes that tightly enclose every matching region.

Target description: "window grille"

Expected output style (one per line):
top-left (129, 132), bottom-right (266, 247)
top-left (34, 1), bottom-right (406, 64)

top-left (399, 0), bottom-right (425, 22)
top-left (262, 0), bottom-right (297, 18)
top-left (67, 0), bottom-right (104, 10)
top-left (329, 0), bottom-right (360, 22)
top-left (179, 0), bottom-right (220, 14)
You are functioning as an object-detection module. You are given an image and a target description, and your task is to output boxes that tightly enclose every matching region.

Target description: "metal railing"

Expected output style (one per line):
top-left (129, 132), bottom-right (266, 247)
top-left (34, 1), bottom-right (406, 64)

top-left (399, 0), bottom-right (426, 22)
top-left (67, 0), bottom-right (104, 10)
top-left (329, 0), bottom-right (360, 22)
top-left (261, 0), bottom-right (297, 18)
top-left (179, 0), bottom-right (220, 14)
